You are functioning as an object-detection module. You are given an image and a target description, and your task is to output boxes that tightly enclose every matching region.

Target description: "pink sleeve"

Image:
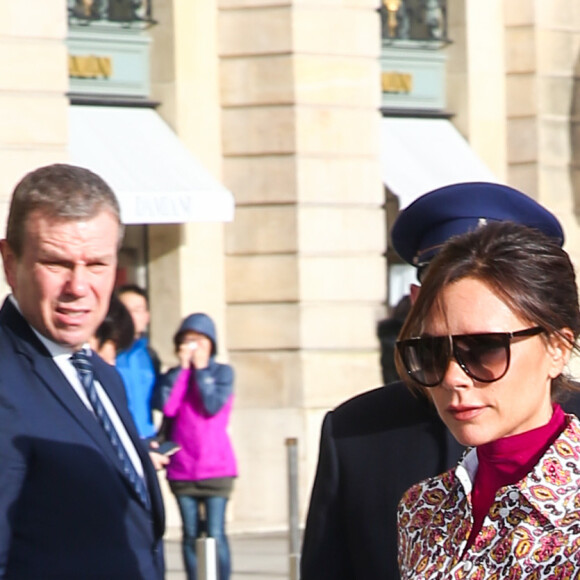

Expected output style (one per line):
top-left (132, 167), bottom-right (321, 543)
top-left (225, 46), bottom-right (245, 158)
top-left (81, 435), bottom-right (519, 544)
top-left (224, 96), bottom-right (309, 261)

top-left (162, 368), bottom-right (190, 417)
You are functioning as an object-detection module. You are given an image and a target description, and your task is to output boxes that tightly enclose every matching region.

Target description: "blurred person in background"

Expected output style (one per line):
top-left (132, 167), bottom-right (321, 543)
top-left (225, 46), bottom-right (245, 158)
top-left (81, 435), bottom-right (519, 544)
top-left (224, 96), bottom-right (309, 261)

top-left (377, 294), bottom-right (411, 384)
top-left (117, 284), bottom-right (160, 439)
top-left (90, 294), bottom-right (135, 365)
top-left (160, 313), bottom-right (237, 580)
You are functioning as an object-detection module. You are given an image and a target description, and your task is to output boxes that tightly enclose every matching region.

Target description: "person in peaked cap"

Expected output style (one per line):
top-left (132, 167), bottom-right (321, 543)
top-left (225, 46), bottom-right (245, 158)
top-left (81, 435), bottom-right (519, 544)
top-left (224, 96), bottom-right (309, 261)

top-left (300, 181), bottom-right (580, 580)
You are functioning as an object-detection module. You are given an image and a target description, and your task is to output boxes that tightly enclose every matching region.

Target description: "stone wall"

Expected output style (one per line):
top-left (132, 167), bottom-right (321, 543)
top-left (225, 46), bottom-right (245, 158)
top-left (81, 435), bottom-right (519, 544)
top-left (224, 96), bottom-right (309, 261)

top-left (219, 0), bottom-right (386, 530)
top-left (0, 1), bottom-right (69, 296)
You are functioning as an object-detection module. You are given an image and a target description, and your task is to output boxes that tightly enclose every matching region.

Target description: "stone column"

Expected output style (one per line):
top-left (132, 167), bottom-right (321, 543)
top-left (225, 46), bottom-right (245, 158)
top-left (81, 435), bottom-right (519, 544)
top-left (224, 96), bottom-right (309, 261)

top-left (447, 0), bottom-right (507, 180)
top-left (149, 0), bottom-right (229, 368)
top-left (149, 0), bottom-right (229, 531)
top-left (0, 1), bottom-right (69, 296)
top-left (503, 1), bottom-right (580, 263)
top-left (220, 0), bottom-right (385, 529)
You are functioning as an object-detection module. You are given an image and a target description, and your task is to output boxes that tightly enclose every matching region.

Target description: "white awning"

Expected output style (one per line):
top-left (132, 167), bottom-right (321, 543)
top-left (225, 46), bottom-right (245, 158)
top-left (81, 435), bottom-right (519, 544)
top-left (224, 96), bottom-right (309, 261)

top-left (380, 117), bottom-right (498, 209)
top-left (68, 105), bottom-right (234, 224)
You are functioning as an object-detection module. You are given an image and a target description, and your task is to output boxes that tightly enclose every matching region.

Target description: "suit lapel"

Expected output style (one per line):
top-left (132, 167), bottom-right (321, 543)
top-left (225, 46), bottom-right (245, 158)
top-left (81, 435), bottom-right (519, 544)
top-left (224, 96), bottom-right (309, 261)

top-left (0, 300), bottom-right (160, 517)
top-left (0, 302), bottom-right (113, 445)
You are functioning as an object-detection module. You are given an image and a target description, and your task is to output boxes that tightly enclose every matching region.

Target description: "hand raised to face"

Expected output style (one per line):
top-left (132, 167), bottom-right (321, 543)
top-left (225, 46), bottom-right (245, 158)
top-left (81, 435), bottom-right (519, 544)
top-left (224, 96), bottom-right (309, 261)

top-left (177, 331), bottom-right (212, 370)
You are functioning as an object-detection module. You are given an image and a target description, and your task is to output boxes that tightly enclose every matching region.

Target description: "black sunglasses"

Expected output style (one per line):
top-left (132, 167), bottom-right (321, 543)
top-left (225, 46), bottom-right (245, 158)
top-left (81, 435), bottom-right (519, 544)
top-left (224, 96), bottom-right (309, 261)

top-left (396, 326), bottom-right (545, 387)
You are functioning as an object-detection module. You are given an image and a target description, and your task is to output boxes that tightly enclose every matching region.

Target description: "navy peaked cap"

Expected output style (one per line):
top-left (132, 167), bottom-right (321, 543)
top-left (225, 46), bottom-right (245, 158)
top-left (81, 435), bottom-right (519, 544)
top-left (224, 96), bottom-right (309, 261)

top-left (391, 182), bottom-right (564, 266)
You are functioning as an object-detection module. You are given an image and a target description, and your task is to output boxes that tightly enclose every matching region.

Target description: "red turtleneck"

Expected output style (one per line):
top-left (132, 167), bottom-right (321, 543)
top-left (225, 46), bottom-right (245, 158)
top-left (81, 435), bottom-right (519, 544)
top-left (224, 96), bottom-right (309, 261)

top-left (466, 404), bottom-right (567, 549)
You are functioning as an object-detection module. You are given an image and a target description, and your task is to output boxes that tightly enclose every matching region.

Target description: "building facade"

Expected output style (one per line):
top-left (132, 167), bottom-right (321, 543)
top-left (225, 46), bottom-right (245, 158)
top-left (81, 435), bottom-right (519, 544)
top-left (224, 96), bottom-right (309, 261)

top-left (0, 0), bottom-right (579, 533)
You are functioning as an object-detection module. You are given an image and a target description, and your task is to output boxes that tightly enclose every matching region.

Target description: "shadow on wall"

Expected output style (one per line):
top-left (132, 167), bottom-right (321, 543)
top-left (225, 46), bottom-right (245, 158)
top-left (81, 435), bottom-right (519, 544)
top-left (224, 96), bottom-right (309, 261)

top-left (570, 48), bottom-right (580, 219)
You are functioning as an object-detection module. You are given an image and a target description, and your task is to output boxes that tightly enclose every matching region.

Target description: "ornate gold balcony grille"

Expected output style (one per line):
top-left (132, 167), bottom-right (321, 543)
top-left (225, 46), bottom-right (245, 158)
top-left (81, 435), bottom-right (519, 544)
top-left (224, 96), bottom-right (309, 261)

top-left (68, 0), bottom-right (154, 26)
top-left (380, 0), bottom-right (448, 44)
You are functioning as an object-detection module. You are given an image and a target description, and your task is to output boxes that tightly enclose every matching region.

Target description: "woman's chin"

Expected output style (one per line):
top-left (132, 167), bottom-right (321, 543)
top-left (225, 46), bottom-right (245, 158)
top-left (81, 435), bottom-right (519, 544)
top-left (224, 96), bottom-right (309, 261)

top-left (451, 426), bottom-right (492, 448)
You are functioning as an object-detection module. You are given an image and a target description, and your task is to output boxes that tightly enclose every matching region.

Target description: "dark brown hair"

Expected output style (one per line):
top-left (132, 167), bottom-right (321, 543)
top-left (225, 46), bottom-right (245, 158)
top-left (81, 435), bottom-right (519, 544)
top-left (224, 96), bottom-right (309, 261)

top-left (94, 295), bottom-right (135, 354)
top-left (395, 221), bottom-right (580, 401)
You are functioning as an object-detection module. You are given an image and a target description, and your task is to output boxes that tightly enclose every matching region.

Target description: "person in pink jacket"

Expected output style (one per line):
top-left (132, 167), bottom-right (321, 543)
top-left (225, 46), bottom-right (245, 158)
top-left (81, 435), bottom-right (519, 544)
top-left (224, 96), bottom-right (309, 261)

top-left (162, 313), bottom-right (237, 580)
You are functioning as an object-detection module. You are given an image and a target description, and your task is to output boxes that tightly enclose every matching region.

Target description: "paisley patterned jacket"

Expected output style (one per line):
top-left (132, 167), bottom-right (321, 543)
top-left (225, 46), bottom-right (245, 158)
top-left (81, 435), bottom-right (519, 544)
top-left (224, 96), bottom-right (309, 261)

top-left (398, 415), bottom-right (580, 579)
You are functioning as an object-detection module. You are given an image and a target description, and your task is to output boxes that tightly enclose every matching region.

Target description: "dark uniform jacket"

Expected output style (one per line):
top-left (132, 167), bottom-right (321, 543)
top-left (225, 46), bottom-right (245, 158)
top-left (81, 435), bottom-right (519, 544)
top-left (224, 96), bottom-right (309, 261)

top-left (300, 381), bottom-right (463, 580)
top-left (301, 380), bottom-right (580, 580)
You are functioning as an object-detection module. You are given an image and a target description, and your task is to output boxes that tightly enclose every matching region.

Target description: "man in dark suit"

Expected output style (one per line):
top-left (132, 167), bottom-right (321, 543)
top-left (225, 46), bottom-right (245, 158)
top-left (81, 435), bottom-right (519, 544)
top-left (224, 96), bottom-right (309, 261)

top-left (300, 182), bottom-right (580, 580)
top-left (0, 163), bottom-right (166, 578)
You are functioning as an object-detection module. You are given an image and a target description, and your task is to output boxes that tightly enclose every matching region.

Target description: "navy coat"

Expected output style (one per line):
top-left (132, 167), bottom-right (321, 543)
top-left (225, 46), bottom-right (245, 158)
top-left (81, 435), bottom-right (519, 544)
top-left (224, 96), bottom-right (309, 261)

top-left (0, 299), bottom-right (165, 578)
top-left (300, 382), bottom-right (464, 580)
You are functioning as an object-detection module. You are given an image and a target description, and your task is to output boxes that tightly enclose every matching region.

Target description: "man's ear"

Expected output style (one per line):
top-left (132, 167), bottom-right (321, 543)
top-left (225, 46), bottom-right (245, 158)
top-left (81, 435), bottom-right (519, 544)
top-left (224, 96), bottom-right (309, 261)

top-left (410, 284), bottom-right (421, 305)
top-left (547, 328), bottom-right (574, 379)
top-left (0, 239), bottom-right (16, 290)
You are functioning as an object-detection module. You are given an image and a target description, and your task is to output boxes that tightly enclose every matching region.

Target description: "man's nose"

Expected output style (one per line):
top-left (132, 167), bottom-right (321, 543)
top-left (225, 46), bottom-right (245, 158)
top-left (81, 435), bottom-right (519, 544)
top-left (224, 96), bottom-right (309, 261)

top-left (66, 265), bottom-right (88, 295)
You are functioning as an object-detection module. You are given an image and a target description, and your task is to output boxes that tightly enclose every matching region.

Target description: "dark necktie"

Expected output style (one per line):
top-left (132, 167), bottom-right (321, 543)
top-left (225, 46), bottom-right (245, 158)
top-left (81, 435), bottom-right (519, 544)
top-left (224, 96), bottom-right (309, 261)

top-left (70, 349), bottom-right (150, 509)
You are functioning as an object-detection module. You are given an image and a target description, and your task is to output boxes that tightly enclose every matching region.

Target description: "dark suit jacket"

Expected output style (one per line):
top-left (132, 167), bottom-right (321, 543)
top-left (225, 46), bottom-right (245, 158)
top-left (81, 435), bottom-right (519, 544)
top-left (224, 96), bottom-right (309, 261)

top-left (0, 299), bottom-right (165, 579)
top-left (300, 382), bottom-right (464, 580)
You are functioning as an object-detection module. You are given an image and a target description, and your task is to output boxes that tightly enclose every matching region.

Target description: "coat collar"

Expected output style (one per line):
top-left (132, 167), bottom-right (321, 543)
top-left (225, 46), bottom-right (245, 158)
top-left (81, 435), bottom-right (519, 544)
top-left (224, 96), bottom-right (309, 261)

top-left (453, 415), bottom-right (580, 526)
top-left (517, 415), bottom-right (580, 524)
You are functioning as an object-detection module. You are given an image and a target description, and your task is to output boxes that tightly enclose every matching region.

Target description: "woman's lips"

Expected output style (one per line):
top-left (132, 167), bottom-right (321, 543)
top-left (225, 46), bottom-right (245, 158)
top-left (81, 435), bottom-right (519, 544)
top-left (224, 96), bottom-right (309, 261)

top-left (447, 405), bottom-right (485, 421)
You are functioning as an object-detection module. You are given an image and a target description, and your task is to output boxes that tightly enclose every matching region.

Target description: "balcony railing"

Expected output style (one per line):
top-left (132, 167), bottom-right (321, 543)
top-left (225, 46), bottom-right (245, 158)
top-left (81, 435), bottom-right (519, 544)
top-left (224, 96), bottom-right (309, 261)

top-left (68, 0), bottom-right (154, 26)
top-left (380, 0), bottom-right (448, 45)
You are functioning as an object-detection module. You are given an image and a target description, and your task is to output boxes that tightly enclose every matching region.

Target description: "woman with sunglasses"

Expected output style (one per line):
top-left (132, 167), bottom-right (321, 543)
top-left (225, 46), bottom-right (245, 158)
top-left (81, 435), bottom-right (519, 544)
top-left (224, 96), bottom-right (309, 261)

top-left (395, 221), bottom-right (580, 578)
